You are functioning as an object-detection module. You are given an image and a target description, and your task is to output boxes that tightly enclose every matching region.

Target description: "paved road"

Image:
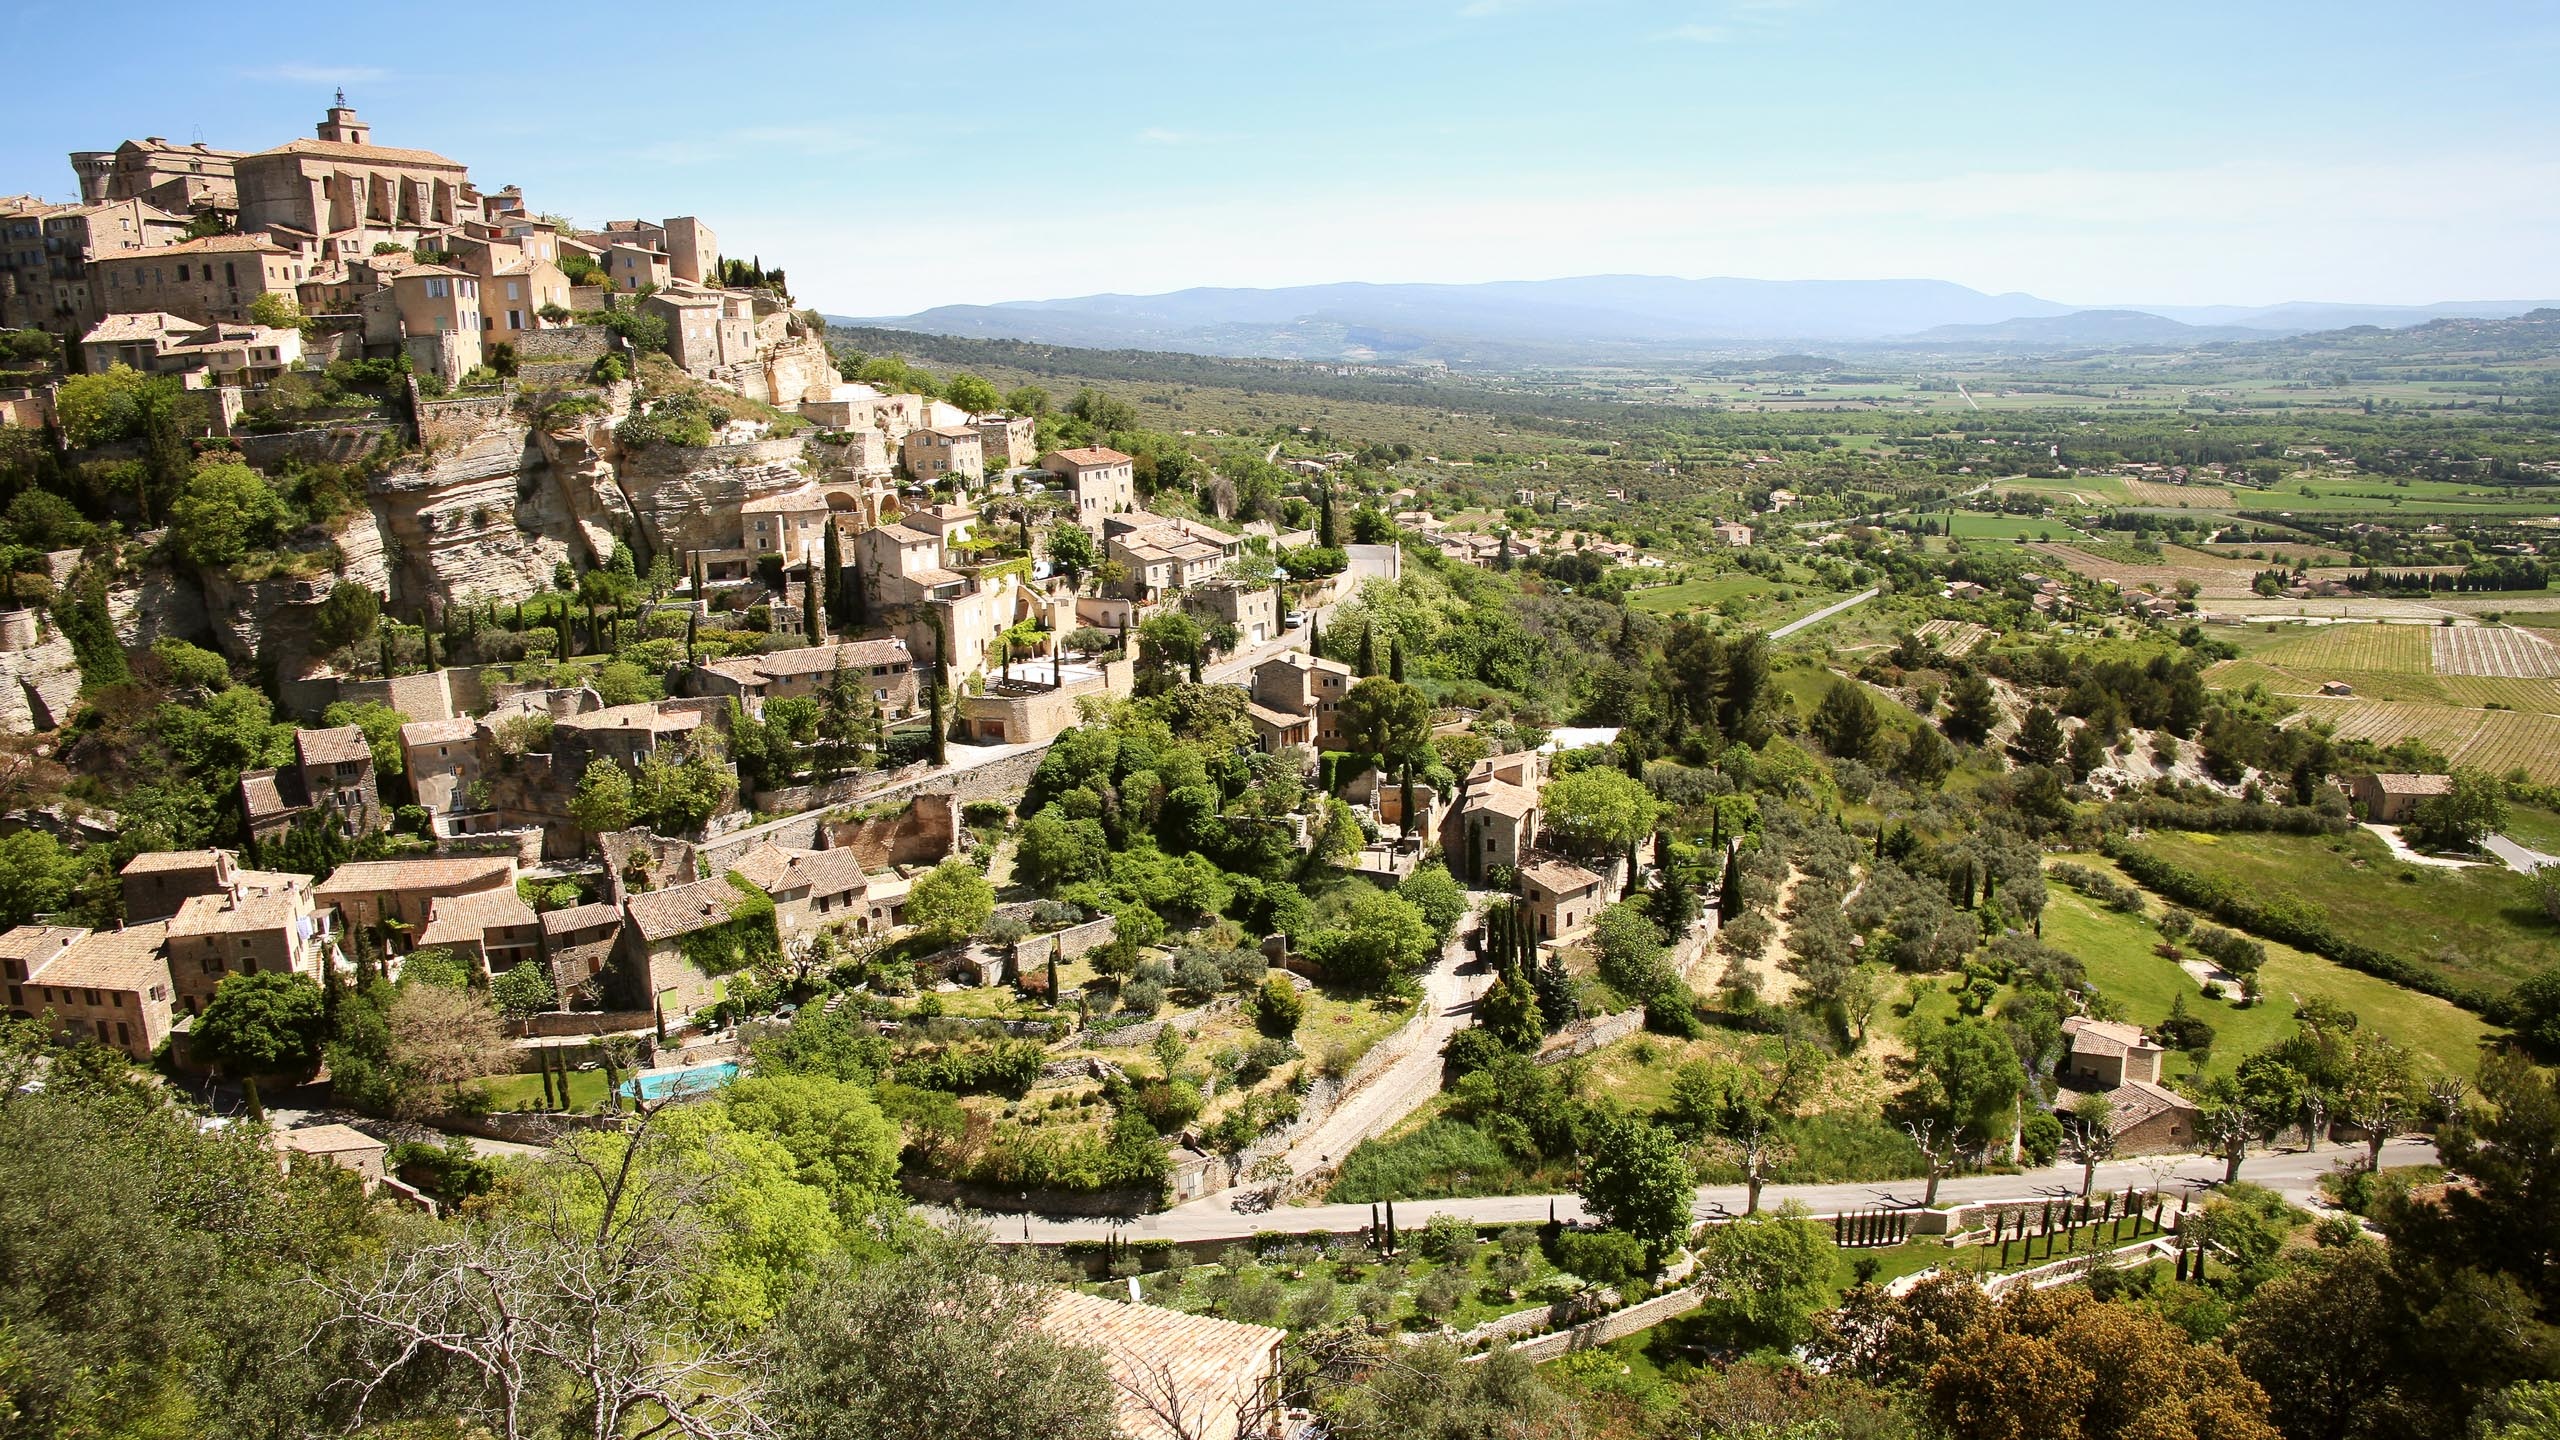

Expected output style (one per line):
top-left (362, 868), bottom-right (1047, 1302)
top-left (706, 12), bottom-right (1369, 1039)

top-left (1265, 916), bottom-right (1492, 1186)
top-left (2486, 833), bottom-right (2555, 876)
top-left (988, 1137), bottom-right (2437, 1244)
top-left (1769, 587), bottom-right (1881, 641)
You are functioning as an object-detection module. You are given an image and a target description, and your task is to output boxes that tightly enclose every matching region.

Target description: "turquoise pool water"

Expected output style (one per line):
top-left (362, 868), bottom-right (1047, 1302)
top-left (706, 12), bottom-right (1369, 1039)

top-left (621, 1061), bottom-right (739, 1100)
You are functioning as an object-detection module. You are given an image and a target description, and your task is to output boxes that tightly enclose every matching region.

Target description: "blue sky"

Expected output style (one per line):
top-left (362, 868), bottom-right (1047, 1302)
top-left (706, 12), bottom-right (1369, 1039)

top-left (8, 0), bottom-right (2556, 315)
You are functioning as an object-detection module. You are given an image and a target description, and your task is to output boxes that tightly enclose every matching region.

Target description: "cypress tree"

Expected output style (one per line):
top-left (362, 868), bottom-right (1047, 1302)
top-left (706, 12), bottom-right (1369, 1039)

top-left (1307, 613), bottom-right (1322, 659)
top-left (928, 685), bottom-right (947, 766)
top-left (423, 627), bottom-right (438, 670)
top-left (1389, 637), bottom-right (1404, 683)
top-left (1719, 844), bottom-right (1742, 922)
top-left (1357, 624), bottom-right (1375, 678)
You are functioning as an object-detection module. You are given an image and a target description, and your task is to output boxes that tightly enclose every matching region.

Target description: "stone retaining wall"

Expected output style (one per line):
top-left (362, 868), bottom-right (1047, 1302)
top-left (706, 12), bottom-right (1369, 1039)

top-left (1536, 1006), bottom-right (1646, 1064)
top-left (236, 421), bottom-right (403, 469)
top-left (416, 391), bottom-right (516, 449)
top-left (1014, 914), bottom-right (1118, 969)
top-left (512, 326), bottom-right (609, 361)
top-left (1492, 1286), bottom-right (1704, 1364)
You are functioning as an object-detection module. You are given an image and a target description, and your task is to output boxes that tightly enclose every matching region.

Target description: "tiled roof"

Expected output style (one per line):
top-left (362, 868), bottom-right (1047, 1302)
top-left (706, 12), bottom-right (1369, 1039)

top-left (731, 844), bottom-right (869, 899)
top-left (2062, 1016), bottom-right (2150, 1058)
top-left (240, 769), bottom-right (302, 822)
top-left (540, 901), bottom-right (623, 938)
top-left (1257, 650), bottom-right (1351, 678)
top-left (1518, 858), bottom-right (1602, 895)
top-left (296, 725), bottom-right (373, 768)
top-left (1046, 447), bottom-right (1132, 468)
top-left (148, 233), bottom-right (293, 256)
top-left (558, 701), bottom-right (706, 734)
top-left (1246, 703), bottom-right (1308, 731)
top-left (0, 925), bottom-right (84, 970)
top-left (167, 885), bottom-right (307, 937)
top-left (1040, 1289), bottom-right (1280, 1440)
top-left (872, 523), bottom-right (932, 545)
top-left (31, 922), bottom-right (171, 993)
top-left (119, 849), bottom-right (231, 875)
top-left (741, 484), bottom-right (830, 514)
top-left (2369, 773), bottom-right (2454, 796)
top-left (81, 312), bottom-right (202, 344)
top-left (400, 717), bottom-right (478, 747)
top-left (625, 875), bottom-right (748, 942)
top-left (314, 856), bottom-right (515, 899)
top-left (1465, 779), bottom-right (1539, 820)
top-left (704, 639), bottom-right (912, 685)
top-left (2104, 1079), bottom-right (2198, 1131)
top-left (274, 1123), bottom-right (387, 1158)
top-left (418, 887), bottom-right (540, 947)
top-left (251, 137), bottom-right (464, 168)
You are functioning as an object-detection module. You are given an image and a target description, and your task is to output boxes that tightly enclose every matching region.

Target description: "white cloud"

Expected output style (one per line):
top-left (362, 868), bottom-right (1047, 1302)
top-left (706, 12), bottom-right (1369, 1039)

top-left (1135, 128), bottom-right (1194, 145)
top-left (1664, 23), bottom-right (1728, 42)
top-left (640, 124), bottom-right (869, 166)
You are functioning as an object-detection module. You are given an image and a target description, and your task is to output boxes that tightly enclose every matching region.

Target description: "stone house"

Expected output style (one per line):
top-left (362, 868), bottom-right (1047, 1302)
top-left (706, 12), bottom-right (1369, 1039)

top-left (612, 875), bottom-right (750, 1021)
top-left (389, 266), bottom-right (484, 385)
top-left (2059, 1016), bottom-right (2166, 1088)
top-left (1187, 580), bottom-right (1281, 648)
top-left (1714, 521), bottom-right (1754, 547)
top-left (539, 901), bottom-right (623, 1004)
top-left (470, 247), bottom-right (571, 337)
top-left (1453, 752), bottom-right (1546, 885)
top-left (2077, 1079), bottom-right (2203, 1157)
top-left (607, 241), bottom-right (669, 292)
top-left (1518, 857), bottom-right (1607, 941)
top-left (240, 724), bottom-right (384, 846)
top-left (313, 855), bottom-right (518, 950)
top-left (550, 699), bottom-right (725, 779)
top-left (79, 311), bottom-right (302, 386)
top-left (271, 1123), bottom-right (390, 1189)
top-left (90, 232), bottom-right (312, 326)
top-left (2349, 772), bottom-right (2452, 825)
top-left (1108, 514), bottom-right (1241, 603)
top-left (741, 482), bottom-right (833, 570)
top-left (0, 922), bottom-right (175, 1061)
top-left (689, 637), bottom-right (919, 720)
top-left (956, 658), bottom-right (1133, 745)
top-left (975, 413), bottom-right (1037, 468)
top-left (727, 844), bottom-right (875, 941)
top-left (416, 886), bottom-right (544, 979)
top-left (1041, 448), bottom-right (1137, 534)
top-left (904, 424), bottom-right (985, 482)
top-left (119, 848), bottom-right (245, 924)
top-left (856, 522), bottom-right (966, 608)
top-left (165, 869), bottom-right (331, 1016)
top-left (1250, 651), bottom-right (1353, 750)
top-left (400, 716), bottom-right (482, 816)
top-left (71, 138), bottom-right (244, 214)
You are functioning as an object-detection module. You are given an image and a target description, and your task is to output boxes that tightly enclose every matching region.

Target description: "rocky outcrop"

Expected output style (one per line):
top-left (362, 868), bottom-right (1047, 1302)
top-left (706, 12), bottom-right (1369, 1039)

top-left (198, 512), bottom-right (393, 677)
top-left (106, 553), bottom-right (214, 651)
top-left (373, 406), bottom-right (584, 613)
top-left (612, 435), bottom-right (807, 558)
top-left (526, 407), bottom-right (634, 563)
top-left (0, 632), bottom-right (84, 735)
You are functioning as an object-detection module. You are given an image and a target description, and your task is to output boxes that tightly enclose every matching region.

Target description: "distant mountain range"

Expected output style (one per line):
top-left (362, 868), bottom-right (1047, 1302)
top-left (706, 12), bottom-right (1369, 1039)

top-left (838, 276), bottom-right (2560, 364)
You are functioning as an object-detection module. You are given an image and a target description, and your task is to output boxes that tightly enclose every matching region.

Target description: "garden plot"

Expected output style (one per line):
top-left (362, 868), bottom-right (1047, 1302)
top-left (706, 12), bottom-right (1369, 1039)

top-left (1912, 618), bottom-right (1991, 657)
top-left (2433, 625), bottom-right (2560, 678)
top-left (2028, 543), bottom-right (2265, 599)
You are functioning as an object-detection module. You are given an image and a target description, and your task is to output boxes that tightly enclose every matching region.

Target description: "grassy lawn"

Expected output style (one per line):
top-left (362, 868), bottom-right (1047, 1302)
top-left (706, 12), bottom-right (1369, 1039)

top-left (2046, 852), bottom-right (2507, 1078)
top-left (2132, 829), bottom-right (2558, 997)
top-left (477, 1065), bottom-right (616, 1113)
top-left (1943, 513), bottom-right (2092, 542)
top-left (2499, 805), bottom-right (2560, 854)
top-left (1627, 573), bottom-right (1776, 615)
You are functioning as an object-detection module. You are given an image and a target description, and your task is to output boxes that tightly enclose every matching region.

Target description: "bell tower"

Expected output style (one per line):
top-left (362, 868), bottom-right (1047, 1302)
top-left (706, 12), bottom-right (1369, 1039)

top-left (316, 90), bottom-right (371, 146)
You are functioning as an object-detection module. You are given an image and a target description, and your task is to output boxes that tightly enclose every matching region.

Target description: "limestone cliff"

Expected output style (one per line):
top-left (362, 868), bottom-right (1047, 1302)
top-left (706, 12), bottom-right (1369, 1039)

top-left (198, 511), bottom-right (393, 679)
top-left (611, 434), bottom-right (808, 559)
top-left (0, 632), bottom-right (84, 735)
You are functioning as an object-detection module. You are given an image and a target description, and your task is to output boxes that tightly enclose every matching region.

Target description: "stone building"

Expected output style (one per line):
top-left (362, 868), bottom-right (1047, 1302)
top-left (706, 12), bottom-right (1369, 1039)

top-left (976, 413), bottom-right (1037, 468)
top-left (904, 424), bottom-right (984, 482)
top-left (2059, 1016), bottom-right (2167, 1089)
top-left (689, 638), bottom-right (918, 719)
top-left (1518, 857), bottom-right (1607, 941)
top-left (1187, 580), bottom-right (1281, 648)
top-left (540, 901), bottom-right (623, 1003)
top-left (79, 311), bottom-right (302, 386)
top-left (1250, 651), bottom-right (1353, 749)
top-left (741, 483), bottom-right (833, 569)
top-left (1, 195), bottom-right (191, 340)
top-left (1109, 514), bottom-right (1241, 603)
top-left (727, 843), bottom-right (877, 943)
top-left (240, 725), bottom-right (383, 845)
top-left (119, 848), bottom-right (248, 924)
top-left (416, 887), bottom-right (544, 979)
top-left (0, 922), bottom-right (175, 1061)
top-left (400, 716), bottom-right (482, 816)
top-left (1042, 447), bottom-right (1137, 534)
top-left (956, 659), bottom-right (1133, 745)
top-left (1038, 1289), bottom-right (1284, 1440)
top-left (71, 138), bottom-right (246, 215)
top-left (1452, 751), bottom-right (1547, 886)
top-left (389, 266), bottom-right (484, 384)
top-left (2349, 772), bottom-right (2452, 825)
top-left (233, 101), bottom-right (479, 255)
top-left (313, 855), bottom-right (518, 950)
top-left (164, 869), bottom-right (331, 1017)
top-left (89, 232), bottom-right (313, 327)
top-left (611, 875), bottom-right (746, 1021)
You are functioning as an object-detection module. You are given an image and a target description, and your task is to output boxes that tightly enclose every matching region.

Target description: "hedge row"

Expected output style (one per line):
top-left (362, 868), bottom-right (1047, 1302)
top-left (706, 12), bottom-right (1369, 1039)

top-left (2101, 837), bottom-right (2505, 1018)
top-left (2101, 799), bottom-right (2351, 838)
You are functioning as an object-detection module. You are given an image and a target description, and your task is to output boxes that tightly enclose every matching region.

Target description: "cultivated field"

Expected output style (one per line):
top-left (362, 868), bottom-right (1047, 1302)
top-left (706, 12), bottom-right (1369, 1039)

top-left (2433, 624), bottom-right (2560, 678)
top-left (2295, 696), bottom-right (2560, 784)
top-left (2122, 479), bottom-right (2237, 507)
top-left (2029, 542), bottom-right (2267, 598)
top-left (2253, 623), bottom-right (2433, 675)
top-left (1912, 618), bottom-right (1991, 657)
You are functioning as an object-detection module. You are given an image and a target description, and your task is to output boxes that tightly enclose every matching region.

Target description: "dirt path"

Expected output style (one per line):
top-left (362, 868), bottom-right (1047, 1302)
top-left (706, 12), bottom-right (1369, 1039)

top-left (1711, 865), bottom-right (1803, 1004)
top-left (1272, 911), bottom-right (1490, 1185)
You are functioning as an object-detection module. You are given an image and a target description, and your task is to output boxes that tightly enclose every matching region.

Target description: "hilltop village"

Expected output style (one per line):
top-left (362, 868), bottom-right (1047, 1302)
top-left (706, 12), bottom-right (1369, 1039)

top-left (9, 95), bottom-right (2560, 1440)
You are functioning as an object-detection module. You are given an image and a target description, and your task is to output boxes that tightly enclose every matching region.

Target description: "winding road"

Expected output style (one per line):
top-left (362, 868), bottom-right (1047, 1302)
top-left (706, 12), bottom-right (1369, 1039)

top-left (986, 1138), bottom-right (2438, 1245)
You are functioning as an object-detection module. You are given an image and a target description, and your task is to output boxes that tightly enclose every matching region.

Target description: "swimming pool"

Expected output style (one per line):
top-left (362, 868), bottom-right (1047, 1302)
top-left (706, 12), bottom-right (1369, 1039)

top-left (620, 1061), bottom-right (739, 1100)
